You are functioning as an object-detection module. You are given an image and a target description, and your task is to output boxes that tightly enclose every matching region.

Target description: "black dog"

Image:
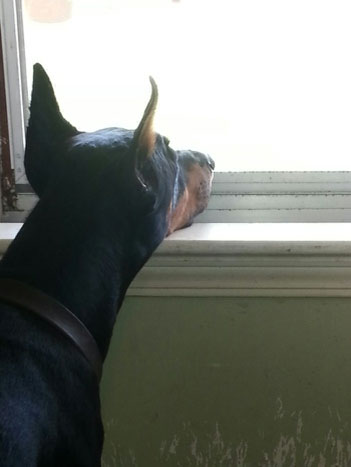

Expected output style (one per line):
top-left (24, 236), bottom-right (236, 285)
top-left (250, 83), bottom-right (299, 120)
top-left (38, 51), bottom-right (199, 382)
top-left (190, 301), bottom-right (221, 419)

top-left (0, 64), bottom-right (214, 466)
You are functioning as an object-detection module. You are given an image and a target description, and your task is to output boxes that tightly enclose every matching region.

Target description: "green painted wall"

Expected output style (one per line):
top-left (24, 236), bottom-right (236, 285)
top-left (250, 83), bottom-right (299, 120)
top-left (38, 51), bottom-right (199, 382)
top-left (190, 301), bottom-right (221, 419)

top-left (101, 297), bottom-right (351, 466)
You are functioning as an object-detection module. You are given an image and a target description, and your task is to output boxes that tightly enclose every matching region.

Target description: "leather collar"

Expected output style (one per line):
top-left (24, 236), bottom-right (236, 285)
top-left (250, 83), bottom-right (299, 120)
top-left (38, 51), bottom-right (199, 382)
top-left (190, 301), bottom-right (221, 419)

top-left (0, 278), bottom-right (102, 382)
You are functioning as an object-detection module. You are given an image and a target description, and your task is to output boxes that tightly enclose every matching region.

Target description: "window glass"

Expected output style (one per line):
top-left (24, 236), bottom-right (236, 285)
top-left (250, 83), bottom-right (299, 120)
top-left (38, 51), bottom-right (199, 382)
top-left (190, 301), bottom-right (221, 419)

top-left (22, 0), bottom-right (351, 171)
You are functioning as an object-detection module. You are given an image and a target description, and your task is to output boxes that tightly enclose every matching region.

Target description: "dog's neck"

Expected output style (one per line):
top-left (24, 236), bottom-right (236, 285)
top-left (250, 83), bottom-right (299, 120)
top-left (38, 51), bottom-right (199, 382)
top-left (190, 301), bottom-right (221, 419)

top-left (0, 199), bottom-right (158, 359)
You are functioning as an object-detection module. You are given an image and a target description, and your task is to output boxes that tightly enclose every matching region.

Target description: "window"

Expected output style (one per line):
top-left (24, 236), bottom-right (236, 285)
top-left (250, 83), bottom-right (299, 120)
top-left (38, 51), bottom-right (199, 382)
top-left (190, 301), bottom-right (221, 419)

top-left (1, 0), bottom-right (351, 222)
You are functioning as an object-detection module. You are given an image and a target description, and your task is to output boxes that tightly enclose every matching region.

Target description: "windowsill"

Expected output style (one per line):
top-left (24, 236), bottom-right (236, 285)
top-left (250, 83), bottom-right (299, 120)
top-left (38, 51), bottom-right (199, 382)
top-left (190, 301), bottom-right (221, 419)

top-left (1, 223), bottom-right (351, 297)
top-left (163, 222), bottom-right (351, 243)
top-left (133, 223), bottom-right (351, 297)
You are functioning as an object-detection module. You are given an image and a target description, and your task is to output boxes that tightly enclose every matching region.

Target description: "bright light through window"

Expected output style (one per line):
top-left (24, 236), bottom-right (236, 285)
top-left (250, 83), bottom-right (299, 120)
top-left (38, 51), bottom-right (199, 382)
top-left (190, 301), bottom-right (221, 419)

top-left (23, 0), bottom-right (351, 171)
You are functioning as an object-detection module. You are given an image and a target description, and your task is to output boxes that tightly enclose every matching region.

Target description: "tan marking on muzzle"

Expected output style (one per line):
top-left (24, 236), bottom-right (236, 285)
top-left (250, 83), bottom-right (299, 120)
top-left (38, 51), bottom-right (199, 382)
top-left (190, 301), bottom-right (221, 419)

top-left (167, 163), bottom-right (213, 235)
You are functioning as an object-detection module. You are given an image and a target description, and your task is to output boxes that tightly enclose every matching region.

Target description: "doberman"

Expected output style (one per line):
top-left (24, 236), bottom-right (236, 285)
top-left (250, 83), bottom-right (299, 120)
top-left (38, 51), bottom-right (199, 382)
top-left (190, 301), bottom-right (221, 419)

top-left (0, 64), bottom-right (214, 466)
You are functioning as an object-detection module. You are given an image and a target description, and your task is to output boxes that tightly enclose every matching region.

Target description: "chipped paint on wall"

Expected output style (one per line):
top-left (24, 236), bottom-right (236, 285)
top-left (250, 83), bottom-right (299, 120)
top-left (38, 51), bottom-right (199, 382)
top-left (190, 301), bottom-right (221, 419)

top-left (102, 400), bottom-right (351, 467)
top-left (100, 297), bottom-right (351, 466)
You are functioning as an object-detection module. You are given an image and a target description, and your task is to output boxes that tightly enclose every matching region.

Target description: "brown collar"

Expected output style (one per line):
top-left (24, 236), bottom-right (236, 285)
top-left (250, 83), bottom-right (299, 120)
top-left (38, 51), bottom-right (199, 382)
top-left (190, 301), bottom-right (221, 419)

top-left (0, 278), bottom-right (102, 382)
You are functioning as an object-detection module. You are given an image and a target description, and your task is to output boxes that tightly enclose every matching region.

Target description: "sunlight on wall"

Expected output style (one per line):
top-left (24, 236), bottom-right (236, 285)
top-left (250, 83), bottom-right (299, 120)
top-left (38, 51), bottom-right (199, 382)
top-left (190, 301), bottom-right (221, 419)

top-left (23, 0), bottom-right (351, 171)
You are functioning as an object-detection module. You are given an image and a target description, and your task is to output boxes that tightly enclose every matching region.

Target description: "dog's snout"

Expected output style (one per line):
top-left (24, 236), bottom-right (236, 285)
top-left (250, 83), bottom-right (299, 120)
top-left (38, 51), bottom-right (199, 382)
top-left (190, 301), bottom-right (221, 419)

top-left (206, 155), bottom-right (215, 171)
top-left (192, 152), bottom-right (215, 171)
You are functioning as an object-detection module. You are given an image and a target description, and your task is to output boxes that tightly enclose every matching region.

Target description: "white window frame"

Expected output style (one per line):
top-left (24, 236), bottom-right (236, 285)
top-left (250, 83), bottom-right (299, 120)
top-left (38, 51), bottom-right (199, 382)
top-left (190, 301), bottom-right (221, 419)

top-left (1, 0), bottom-right (351, 224)
top-left (0, 0), bottom-right (28, 187)
top-left (197, 171), bottom-right (351, 223)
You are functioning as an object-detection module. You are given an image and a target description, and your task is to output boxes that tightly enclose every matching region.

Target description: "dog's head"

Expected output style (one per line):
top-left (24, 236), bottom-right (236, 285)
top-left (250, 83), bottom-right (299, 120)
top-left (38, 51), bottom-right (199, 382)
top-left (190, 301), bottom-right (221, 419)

top-left (24, 64), bottom-right (214, 253)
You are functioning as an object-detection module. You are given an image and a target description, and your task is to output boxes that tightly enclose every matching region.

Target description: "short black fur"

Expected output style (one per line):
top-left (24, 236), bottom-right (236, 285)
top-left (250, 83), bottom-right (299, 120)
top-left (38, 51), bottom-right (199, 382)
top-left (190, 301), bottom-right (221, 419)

top-left (0, 64), bottom-right (213, 466)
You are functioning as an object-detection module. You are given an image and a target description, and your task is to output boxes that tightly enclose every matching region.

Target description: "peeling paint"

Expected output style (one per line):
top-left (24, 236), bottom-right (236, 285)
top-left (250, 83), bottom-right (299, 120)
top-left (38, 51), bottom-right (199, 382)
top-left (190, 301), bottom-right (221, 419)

top-left (275, 397), bottom-right (285, 420)
top-left (236, 441), bottom-right (248, 467)
top-left (296, 411), bottom-right (303, 444)
top-left (168, 434), bottom-right (179, 455)
top-left (103, 402), bottom-right (351, 466)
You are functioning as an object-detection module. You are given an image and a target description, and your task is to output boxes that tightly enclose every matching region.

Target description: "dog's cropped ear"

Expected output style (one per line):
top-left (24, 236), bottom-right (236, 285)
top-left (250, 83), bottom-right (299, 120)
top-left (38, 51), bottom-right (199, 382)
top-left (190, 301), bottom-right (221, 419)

top-left (24, 63), bottom-right (79, 196)
top-left (131, 77), bottom-right (158, 188)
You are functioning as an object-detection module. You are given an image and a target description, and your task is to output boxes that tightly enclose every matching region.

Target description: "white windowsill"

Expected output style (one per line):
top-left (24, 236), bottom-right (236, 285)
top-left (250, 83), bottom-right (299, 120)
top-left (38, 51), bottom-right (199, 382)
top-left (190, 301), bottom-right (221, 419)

top-left (1, 223), bottom-right (351, 298)
top-left (132, 223), bottom-right (351, 297)
top-left (163, 222), bottom-right (351, 243)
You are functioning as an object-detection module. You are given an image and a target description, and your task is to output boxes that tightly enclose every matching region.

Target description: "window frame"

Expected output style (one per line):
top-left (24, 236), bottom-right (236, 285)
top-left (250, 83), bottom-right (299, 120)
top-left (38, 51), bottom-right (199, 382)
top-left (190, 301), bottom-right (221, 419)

top-left (1, 0), bottom-right (351, 224)
top-left (0, 0), bottom-right (28, 188)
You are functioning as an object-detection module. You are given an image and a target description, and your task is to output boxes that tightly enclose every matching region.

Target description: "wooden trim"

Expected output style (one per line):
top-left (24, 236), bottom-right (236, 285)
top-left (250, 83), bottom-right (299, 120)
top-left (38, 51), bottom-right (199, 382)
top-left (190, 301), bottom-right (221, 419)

top-left (0, 26), bottom-right (18, 212)
top-left (1, 223), bottom-right (351, 298)
top-left (0, 0), bottom-right (27, 186)
top-left (127, 223), bottom-right (351, 297)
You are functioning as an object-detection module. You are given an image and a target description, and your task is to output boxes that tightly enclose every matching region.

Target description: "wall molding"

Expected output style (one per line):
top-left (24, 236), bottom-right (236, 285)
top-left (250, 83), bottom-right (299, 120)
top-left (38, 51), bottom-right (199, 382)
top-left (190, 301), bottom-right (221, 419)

top-left (1, 223), bottom-right (351, 298)
top-left (130, 265), bottom-right (351, 297)
top-left (129, 223), bottom-right (351, 297)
